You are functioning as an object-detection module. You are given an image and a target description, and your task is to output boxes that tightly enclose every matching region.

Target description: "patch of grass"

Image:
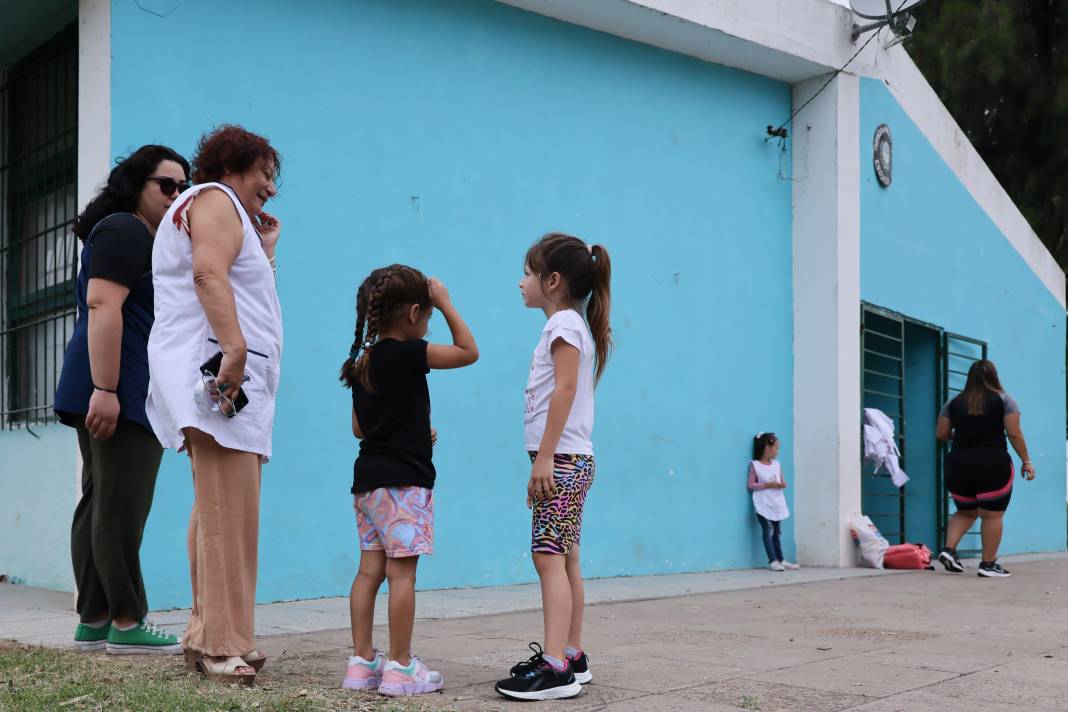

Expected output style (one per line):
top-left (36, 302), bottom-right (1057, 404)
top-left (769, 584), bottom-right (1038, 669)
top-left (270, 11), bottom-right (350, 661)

top-left (0, 643), bottom-right (446, 712)
top-left (740, 694), bottom-right (762, 711)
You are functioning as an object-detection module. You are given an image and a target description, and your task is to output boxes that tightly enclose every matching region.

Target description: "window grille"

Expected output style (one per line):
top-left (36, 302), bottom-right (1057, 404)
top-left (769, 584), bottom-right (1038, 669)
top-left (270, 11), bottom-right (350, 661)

top-left (0, 24), bottom-right (78, 429)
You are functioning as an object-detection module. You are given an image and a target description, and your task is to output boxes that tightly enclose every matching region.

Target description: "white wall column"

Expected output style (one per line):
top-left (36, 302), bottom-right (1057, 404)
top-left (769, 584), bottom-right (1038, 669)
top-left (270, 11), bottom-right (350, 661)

top-left (78, 0), bottom-right (110, 213)
top-left (792, 72), bottom-right (862, 567)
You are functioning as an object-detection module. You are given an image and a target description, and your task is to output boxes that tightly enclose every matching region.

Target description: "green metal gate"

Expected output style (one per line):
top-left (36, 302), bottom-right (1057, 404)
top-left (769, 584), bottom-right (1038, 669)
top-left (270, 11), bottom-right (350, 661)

top-left (861, 305), bottom-right (907, 544)
top-left (938, 333), bottom-right (988, 557)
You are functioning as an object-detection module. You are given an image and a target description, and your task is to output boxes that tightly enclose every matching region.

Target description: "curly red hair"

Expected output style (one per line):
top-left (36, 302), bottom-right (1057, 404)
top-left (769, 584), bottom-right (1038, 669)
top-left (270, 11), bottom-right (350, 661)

top-left (190, 124), bottom-right (281, 184)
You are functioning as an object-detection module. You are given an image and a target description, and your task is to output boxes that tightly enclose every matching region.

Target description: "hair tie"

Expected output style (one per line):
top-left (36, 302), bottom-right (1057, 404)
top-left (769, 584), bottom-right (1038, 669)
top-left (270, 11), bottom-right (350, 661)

top-left (755, 432), bottom-right (764, 438)
top-left (586, 244), bottom-right (594, 256)
top-left (349, 339), bottom-right (375, 359)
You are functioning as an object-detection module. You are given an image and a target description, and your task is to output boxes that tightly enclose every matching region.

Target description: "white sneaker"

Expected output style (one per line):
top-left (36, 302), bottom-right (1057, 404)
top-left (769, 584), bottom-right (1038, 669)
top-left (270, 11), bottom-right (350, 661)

top-left (781, 561), bottom-right (800, 570)
top-left (769, 561), bottom-right (786, 571)
top-left (378, 655), bottom-right (444, 696)
top-left (342, 650), bottom-right (385, 690)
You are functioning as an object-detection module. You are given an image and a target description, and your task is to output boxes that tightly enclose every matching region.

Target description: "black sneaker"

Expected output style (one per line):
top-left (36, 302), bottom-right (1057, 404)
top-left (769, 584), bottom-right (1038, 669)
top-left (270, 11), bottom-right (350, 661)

top-left (496, 644), bottom-right (582, 700)
top-left (938, 547), bottom-right (965, 573)
top-left (568, 650), bottom-right (592, 684)
top-left (978, 561), bottom-right (1011, 578)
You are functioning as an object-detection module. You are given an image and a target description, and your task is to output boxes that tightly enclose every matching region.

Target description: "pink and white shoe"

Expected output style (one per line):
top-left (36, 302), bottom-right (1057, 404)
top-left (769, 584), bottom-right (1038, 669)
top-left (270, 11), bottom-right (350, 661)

top-left (378, 654), bottom-right (444, 696)
top-left (781, 560), bottom-right (801, 570)
top-left (342, 650), bottom-right (384, 690)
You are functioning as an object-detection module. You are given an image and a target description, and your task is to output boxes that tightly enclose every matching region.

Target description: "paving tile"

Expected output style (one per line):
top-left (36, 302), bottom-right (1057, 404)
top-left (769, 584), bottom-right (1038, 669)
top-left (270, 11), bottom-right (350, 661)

top-left (747, 657), bottom-right (959, 698)
top-left (674, 677), bottom-right (869, 712)
top-left (845, 688), bottom-right (1046, 712)
top-left (435, 680), bottom-right (643, 711)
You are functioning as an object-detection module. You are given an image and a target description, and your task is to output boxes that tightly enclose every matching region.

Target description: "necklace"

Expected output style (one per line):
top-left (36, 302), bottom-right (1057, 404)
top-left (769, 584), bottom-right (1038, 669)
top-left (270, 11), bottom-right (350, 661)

top-left (132, 211), bottom-right (154, 235)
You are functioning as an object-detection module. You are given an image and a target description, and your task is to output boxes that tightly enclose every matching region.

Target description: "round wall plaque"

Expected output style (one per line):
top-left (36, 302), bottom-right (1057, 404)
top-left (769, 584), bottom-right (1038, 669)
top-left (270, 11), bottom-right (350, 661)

top-left (874, 124), bottom-right (892, 187)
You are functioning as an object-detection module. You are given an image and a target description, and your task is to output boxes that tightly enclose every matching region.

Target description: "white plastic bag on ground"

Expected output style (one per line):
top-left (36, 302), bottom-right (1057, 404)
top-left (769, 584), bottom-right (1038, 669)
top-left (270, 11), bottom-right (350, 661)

top-left (849, 513), bottom-right (889, 568)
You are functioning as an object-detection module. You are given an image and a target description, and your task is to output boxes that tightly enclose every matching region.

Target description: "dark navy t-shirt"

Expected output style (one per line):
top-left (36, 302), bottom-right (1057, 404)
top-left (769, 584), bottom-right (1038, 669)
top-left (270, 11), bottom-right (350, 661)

top-left (54, 213), bottom-right (156, 433)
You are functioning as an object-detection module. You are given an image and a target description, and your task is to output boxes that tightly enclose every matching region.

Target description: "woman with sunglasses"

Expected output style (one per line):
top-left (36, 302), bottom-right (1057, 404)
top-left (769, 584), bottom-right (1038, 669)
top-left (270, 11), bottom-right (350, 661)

top-left (146, 125), bottom-right (282, 686)
top-left (55, 145), bottom-right (191, 655)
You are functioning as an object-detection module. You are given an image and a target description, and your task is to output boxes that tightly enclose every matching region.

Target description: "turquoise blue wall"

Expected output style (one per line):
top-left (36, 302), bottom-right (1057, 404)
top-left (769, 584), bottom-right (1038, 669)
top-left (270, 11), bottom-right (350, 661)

top-left (860, 78), bottom-right (1066, 555)
top-left (109, 0), bottom-right (794, 606)
top-left (0, 425), bottom-right (77, 591)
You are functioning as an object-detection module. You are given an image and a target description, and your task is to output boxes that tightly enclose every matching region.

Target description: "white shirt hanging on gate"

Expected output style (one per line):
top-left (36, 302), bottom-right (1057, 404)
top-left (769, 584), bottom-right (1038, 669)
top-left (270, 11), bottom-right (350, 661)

top-left (862, 408), bottom-right (909, 487)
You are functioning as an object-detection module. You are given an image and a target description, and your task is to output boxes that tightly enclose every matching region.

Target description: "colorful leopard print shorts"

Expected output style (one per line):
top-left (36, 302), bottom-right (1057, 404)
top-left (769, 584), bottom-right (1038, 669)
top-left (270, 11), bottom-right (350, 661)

top-left (529, 452), bottom-right (595, 555)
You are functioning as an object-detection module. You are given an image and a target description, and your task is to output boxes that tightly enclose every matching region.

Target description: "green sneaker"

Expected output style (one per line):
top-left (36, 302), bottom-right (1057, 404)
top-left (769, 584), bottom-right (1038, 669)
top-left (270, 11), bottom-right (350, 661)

top-left (106, 620), bottom-right (182, 655)
top-left (74, 622), bottom-right (110, 651)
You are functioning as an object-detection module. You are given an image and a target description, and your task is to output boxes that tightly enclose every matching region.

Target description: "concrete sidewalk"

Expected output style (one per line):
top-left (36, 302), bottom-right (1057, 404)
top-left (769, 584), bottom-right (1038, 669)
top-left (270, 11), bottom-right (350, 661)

top-left (0, 562), bottom-right (902, 647)
top-left (4, 553), bottom-right (1068, 710)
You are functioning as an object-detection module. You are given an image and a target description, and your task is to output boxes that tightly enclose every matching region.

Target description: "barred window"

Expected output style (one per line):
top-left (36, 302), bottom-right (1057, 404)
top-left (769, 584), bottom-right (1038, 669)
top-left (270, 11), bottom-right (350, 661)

top-left (0, 24), bottom-right (78, 429)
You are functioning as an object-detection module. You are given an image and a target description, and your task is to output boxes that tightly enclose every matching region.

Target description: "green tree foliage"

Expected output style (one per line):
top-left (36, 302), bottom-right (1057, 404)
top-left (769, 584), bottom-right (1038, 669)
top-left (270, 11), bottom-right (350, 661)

top-left (907, 1), bottom-right (1068, 269)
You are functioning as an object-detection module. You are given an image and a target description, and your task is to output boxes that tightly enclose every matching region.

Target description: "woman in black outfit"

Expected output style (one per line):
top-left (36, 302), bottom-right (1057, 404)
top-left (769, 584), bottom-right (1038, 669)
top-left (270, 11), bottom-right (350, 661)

top-left (935, 360), bottom-right (1035, 578)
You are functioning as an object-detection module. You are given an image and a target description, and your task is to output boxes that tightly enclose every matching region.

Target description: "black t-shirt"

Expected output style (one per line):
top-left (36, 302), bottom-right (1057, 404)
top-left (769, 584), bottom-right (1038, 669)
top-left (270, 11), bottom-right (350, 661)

top-left (351, 339), bottom-right (435, 493)
top-left (86, 214), bottom-right (154, 287)
top-left (945, 391), bottom-right (1009, 450)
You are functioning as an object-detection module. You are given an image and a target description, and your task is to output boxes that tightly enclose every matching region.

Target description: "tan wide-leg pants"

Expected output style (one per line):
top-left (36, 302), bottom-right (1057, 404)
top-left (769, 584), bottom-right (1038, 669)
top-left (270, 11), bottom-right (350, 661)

top-left (182, 428), bottom-right (261, 656)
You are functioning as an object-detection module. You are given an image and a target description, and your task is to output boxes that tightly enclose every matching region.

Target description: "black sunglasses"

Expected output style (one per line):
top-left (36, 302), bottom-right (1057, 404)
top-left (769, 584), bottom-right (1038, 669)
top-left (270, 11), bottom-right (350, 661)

top-left (146, 176), bottom-right (190, 196)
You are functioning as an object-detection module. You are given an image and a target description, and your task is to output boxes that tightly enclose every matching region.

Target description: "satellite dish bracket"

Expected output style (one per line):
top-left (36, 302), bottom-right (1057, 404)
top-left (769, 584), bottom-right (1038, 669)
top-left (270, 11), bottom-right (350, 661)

top-left (850, 0), bottom-right (924, 43)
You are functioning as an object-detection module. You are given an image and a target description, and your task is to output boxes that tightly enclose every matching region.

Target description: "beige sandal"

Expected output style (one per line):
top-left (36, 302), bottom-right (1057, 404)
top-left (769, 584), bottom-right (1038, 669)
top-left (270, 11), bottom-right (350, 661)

top-left (242, 650), bottom-right (267, 672)
top-left (196, 655), bottom-right (256, 686)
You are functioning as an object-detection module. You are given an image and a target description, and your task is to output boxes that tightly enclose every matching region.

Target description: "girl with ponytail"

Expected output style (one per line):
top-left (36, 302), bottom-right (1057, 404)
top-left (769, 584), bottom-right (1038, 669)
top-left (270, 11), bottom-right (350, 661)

top-left (337, 264), bottom-right (477, 696)
top-left (495, 233), bottom-right (612, 701)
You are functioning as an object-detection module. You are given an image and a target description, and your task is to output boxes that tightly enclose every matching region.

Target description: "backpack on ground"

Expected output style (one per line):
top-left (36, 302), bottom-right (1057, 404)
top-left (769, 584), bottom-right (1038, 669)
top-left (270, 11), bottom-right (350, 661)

top-left (883, 543), bottom-right (933, 570)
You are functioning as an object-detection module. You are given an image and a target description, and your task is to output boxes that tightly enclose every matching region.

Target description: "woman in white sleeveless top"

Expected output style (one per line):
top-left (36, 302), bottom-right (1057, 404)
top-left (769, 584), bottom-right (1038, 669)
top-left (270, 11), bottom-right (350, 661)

top-left (146, 125), bottom-right (282, 685)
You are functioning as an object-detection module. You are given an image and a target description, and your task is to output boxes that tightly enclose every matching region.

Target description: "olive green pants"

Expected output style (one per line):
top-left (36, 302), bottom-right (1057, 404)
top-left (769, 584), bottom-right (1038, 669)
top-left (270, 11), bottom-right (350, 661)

top-left (71, 417), bottom-right (163, 623)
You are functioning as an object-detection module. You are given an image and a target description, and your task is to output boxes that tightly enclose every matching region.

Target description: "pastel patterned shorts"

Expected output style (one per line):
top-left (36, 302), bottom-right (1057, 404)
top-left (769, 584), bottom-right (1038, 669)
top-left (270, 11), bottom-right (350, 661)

top-left (353, 486), bottom-right (434, 557)
top-left (529, 453), bottom-right (595, 555)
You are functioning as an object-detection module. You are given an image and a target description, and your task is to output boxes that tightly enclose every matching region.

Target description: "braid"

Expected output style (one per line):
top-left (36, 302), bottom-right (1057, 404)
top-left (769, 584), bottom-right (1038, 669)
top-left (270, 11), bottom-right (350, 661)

top-left (339, 283), bottom-right (369, 388)
top-left (365, 267), bottom-right (399, 345)
top-left (355, 267), bottom-right (401, 393)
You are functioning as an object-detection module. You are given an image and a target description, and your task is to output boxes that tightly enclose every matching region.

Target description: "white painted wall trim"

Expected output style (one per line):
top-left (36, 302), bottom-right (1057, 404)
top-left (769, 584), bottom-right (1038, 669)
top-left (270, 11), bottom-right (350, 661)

top-left (77, 0), bottom-right (110, 215)
top-left (494, 0), bottom-right (1065, 306)
top-left (496, 0), bottom-right (849, 83)
top-left (792, 73), bottom-right (862, 566)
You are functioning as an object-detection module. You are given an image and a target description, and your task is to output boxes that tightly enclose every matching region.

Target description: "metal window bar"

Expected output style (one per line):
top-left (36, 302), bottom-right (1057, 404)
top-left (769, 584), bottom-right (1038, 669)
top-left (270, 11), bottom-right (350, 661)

top-left (861, 305), bottom-right (907, 545)
top-left (0, 23), bottom-right (78, 430)
top-left (939, 333), bottom-right (988, 558)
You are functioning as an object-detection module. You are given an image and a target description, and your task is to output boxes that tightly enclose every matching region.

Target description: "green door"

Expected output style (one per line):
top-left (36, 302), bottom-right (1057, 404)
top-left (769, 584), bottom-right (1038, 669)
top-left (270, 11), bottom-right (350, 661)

top-left (938, 333), bottom-right (988, 556)
top-left (861, 305), bottom-right (907, 544)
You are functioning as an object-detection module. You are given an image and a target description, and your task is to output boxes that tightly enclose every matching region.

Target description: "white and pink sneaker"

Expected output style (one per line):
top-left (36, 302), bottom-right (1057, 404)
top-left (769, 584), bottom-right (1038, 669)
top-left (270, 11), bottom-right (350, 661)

top-left (342, 650), bottom-right (385, 690)
top-left (378, 654), bottom-right (444, 696)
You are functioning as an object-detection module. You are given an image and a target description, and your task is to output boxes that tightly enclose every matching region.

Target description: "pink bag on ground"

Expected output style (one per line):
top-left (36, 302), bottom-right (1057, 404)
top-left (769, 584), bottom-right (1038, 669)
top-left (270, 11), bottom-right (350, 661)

top-left (883, 543), bottom-right (933, 569)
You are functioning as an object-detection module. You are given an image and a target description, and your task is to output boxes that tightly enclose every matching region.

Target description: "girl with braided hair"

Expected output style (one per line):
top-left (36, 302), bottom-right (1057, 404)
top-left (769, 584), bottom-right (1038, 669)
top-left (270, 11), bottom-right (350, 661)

top-left (338, 264), bottom-right (478, 697)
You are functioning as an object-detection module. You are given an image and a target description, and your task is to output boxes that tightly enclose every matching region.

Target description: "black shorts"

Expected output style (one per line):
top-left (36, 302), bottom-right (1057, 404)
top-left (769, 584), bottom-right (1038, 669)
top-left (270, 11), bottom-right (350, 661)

top-left (945, 447), bottom-right (1013, 512)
